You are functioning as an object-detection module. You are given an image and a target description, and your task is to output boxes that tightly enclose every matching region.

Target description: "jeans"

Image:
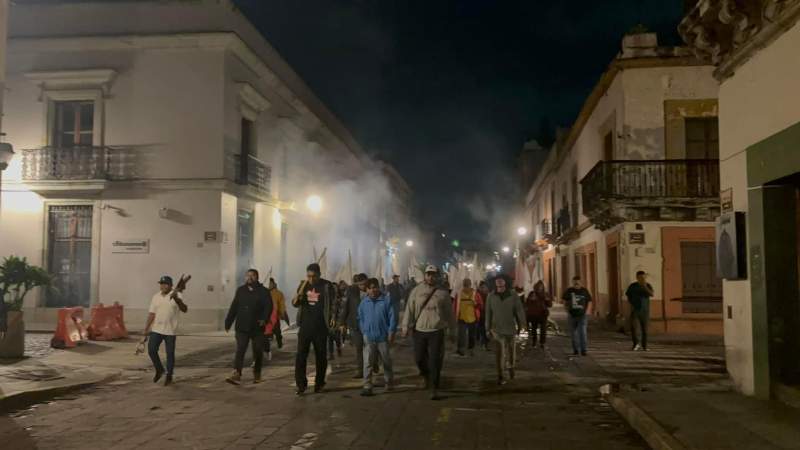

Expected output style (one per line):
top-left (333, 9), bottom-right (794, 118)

top-left (492, 332), bottom-right (516, 377)
top-left (148, 332), bottom-right (176, 375)
top-left (476, 317), bottom-right (488, 348)
top-left (527, 317), bottom-right (547, 346)
top-left (457, 321), bottom-right (477, 353)
top-left (363, 340), bottom-right (393, 390)
top-left (568, 315), bottom-right (588, 353)
top-left (234, 332), bottom-right (265, 375)
top-left (349, 329), bottom-right (365, 375)
top-left (413, 329), bottom-right (445, 390)
top-left (630, 307), bottom-right (649, 348)
top-left (295, 329), bottom-right (328, 388)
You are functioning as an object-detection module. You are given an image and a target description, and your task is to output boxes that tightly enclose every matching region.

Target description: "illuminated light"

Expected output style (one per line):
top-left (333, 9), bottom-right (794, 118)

top-left (451, 240), bottom-right (460, 247)
top-left (405, 240), bottom-right (414, 247)
top-left (501, 246), bottom-right (510, 253)
top-left (305, 195), bottom-right (323, 214)
top-left (441, 233), bottom-right (446, 238)
top-left (517, 226), bottom-right (528, 236)
top-left (485, 264), bottom-right (493, 270)
top-left (272, 209), bottom-right (283, 229)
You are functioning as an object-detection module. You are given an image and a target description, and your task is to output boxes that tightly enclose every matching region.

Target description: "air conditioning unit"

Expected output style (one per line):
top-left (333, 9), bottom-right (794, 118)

top-left (716, 212), bottom-right (746, 280)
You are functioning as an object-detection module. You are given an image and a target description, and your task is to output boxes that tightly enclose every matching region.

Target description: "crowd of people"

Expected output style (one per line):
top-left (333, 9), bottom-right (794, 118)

top-left (141, 262), bottom-right (655, 400)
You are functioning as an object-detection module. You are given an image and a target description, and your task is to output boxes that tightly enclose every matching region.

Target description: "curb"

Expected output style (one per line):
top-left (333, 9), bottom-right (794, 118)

top-left (603, 390), bottom-right (688, 450)
top-left (0, 370), bottom-right (121, 412)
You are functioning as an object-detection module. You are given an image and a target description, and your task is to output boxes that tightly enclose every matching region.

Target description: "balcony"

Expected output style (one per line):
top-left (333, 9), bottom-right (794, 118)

top-left (581, 159), bottom-right (720, 230)
top-left (225, 152), bottom-right (272, 199)
top-left (20, 146), bottom-right (138, 194)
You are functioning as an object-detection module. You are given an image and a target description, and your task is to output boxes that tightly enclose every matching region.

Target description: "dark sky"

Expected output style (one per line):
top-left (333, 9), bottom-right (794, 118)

top-left (233, 0), bottom-right (684, 246)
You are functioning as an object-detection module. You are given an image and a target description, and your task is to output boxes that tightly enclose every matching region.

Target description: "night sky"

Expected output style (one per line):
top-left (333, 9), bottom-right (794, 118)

top-left (233, 0), bottom-right (685, 246)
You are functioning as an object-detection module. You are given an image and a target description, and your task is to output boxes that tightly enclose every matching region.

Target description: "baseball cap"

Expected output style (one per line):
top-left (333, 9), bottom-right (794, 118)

top-left (424, 265), bottom-right (439, 274)
top-left (158, 275), bottom-right (173, 285)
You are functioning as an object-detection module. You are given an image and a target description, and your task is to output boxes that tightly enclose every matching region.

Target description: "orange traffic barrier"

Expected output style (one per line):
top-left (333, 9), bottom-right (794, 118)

top-left (87, 302), bottom-right (129, 341)
top-left (50, 307), bottom-right (89, 349)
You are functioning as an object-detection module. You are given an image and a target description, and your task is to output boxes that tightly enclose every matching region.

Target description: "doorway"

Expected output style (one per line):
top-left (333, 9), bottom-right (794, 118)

top-left (607, 242), bottom-right (620, 324)
top-left (46, 205), bottom-right (92, 307)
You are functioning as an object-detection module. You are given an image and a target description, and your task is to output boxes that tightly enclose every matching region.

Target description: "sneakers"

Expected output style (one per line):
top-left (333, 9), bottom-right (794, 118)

top-left (266, 351), bottom-right (273, 361)
top-left (314, 383), bottom-right (326, 393)
top-left (497, 377), bottom-right (507, 386)
top-left (295, 386), bottom-right (306, 396)
top-left (153, 369), bottom-right (164, 384)
top-left (226, 370), bottom-right (242, 385)
top-left (253, 374), bottom-right (263, 384)
top-left (633, 344), bottom-right (643, 351)
top-left (164, 374), bottom-right (173, 386)
top-left (360, 388), bottom-right (374, 397)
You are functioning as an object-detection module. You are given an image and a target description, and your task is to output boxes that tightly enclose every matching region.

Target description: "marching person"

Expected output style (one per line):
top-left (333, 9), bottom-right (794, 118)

top-left (401, 265), bottom-right (454, 400)
top-left (455, 278), bottom-right (479, 357)
top-left (626, 270), bottom-right (654, 351)
top-left (338, 273), bottom-right (368, 378)
top-left (268, 278), bottom-right (288, 350)
top-left (358, 278), bottom-right (397, 396)
top-left (293, 263), bottom-right (337, 395)
top-left (225, 269), bottom-right (272, 385)
top-left (525, 280), bottom-right (552, 349)
top-left (328, 281), bottom-right (344, 361)
top-left (562, 276), bottom-right (593, 356)
top-left (476, 280), bottom-right (490, 350)
top-left (143, 275), bottom-right (188, 386)
top-left (485, 275), bottom-right (525, 385)
top-left (386, 274), bottom-right (405, 319)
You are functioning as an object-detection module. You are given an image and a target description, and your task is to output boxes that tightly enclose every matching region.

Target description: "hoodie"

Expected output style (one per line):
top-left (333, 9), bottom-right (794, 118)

top-left (357, 292), bottom-right (397, 343)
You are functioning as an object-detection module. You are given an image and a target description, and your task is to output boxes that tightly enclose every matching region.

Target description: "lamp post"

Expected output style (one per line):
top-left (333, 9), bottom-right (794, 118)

top-left (305, 194), bottom-right (323, 214)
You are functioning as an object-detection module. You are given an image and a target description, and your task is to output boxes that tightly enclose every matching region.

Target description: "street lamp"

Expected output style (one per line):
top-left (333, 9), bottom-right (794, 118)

top-left (501, 246), bottom-right (510, 253)
top-left (517, 226), bottom-right (528, 236)
top-left (305, 194), bottom-right (323, 214)
top-left (405, 240), bottom-right (414, 247)
top-left (0, 143), bottom-right (13, 171)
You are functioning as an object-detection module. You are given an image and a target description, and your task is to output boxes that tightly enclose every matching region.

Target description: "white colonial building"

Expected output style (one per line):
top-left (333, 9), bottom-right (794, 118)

top-left (0, 0), bottom-right (412, 331)
top-left (521, 31), bottom-right (723, 337)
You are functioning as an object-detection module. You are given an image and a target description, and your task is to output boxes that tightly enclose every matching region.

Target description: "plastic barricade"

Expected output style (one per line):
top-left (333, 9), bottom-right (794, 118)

top-left (50, 307), bottom-right (89, 349)
top-left (87, 302), bottom-right (129, 341)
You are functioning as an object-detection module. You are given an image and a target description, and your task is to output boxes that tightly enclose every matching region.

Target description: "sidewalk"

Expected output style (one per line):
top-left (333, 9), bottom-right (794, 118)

top-left (562, 311), bottom-right (800, 450)
top-left (0, 331), bottom-right (236, 411)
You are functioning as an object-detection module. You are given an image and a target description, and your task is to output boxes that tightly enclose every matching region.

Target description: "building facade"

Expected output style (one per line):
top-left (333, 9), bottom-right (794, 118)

top-left (680, 0), bottom-right (800, 399)
top-left (0, 0), bottom-right (411, 331)
top-left (522, 31), bottom-right (723, 336)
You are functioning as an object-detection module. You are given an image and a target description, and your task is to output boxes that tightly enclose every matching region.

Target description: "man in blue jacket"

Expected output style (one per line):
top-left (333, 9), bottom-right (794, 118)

top-left (358, 277), bottom-right (397, 396)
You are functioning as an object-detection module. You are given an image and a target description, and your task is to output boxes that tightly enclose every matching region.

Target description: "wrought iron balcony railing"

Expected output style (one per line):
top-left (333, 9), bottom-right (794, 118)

top-left (581, 159), bottom-right (720, 213)
top-left (225, 152), bottom-right (272, 198)
top-left (21, 146), bottom-right (137, 181)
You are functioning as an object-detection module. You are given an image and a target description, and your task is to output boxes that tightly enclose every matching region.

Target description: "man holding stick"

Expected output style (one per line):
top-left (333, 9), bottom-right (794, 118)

top-left (143, 275), bottom-right (189, 386)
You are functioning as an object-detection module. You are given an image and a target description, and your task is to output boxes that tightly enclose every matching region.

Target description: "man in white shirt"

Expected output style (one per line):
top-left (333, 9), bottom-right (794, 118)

top-left (143, 275), bottom-right (188, 386)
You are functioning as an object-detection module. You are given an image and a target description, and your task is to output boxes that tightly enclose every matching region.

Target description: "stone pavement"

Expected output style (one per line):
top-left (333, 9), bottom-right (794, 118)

top-left (0, 308), bottom-right (791, 450)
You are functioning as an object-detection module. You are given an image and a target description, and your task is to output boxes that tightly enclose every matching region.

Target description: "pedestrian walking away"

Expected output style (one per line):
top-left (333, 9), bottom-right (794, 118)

top-left (338, 273), bottom-right (368, 378)
top-left (328, 282), bottom-right (344, 360)
top-left (626, 270), bottom-right (654, 351)
top-left (525, 280), bottom-right (552, 349)
top-left (293, 263), bottom-right (337, 395)
top-left (143, 275), bottom-right (189, 386)
top-left (476, 280), bottom-right (490, 350)
top-left (485, 275), bottom-right (525, 385)
top-left (358, 278), bottom-right (398, 396)
top-left (268, 278), bottom-right (288, 350)
top-left (401, 265), bottom-right (455, 400)
top-left (563, 276), bottom-right (593, 356)
top-left (455, 278), bottom-right (479, 357)
top-left (225, 269), bottom-right (272, 385)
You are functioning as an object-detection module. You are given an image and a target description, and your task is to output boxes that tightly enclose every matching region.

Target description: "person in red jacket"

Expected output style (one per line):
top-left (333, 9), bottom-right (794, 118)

top-left (525, 281), bottom-right (552, 349)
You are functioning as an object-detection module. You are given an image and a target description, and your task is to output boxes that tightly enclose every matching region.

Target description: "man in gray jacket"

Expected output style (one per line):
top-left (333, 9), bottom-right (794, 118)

top-left (485, 275), bottom-right (525, 386)
top-left (401, 265), bottom-right (454, 400)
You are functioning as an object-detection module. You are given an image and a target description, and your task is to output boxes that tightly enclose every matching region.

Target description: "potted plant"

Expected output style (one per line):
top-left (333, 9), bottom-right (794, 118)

top-left (0, 256), bottom-right (53, 358)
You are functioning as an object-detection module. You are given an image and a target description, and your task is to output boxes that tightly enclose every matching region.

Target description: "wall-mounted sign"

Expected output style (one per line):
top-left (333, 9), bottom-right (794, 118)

top-left (112, 239), bottom-right (150, 254)
top-left (629, 232), bottom-right (645, 245)
top-left (204, 231), bottom-right (219, 242)
top-left (721, 188), bottom-right (733, 213)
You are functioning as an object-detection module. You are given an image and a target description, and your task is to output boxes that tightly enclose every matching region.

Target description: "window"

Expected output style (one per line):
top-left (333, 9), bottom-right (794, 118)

top-left (603, 131), bottom-right (614, 161)
top-left (685, 117), bottom-right (719, 159)
top-left (52, 101), bottom-right (94, 147)
top-left (680, 241), bottom-right (722, 313)
top-left (236, 209), bottom-right (254, 284)
top-left (46, 205), bottom-right (93, 307)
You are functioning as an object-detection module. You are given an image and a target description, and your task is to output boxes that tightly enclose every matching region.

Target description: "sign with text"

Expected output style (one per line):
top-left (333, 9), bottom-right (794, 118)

top-left (112, 239), bottom-right (150, 254)
top-left (629, 232), bottom-right (646, 245)
top-left (721, 188), bottom-right (733, 213)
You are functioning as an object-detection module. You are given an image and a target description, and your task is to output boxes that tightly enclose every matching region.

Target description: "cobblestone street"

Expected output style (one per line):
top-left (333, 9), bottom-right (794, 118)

top-left (0, 310), bottom-right (728, 449)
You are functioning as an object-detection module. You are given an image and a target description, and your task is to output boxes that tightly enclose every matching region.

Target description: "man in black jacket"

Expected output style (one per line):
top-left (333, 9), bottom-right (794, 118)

top-left (225, 269), bottom-right (272, 385)
top-left (293, 263), bottom-right (337, 395)
top-left (338, 273), bottom-right (368, 378)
